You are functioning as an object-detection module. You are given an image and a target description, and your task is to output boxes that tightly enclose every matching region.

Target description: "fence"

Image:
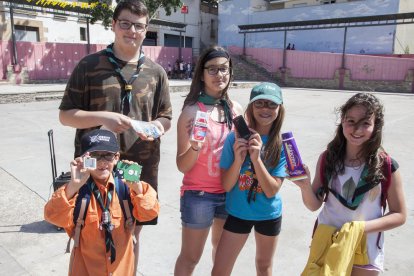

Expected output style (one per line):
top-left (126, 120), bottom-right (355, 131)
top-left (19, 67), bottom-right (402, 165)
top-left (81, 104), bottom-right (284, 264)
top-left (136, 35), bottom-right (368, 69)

top-left (228, 46), bottom-right (414, 81)
top-left (228, 46), bottom-right (414, 93)
top-left (0, 41), bottom-right (192, 81)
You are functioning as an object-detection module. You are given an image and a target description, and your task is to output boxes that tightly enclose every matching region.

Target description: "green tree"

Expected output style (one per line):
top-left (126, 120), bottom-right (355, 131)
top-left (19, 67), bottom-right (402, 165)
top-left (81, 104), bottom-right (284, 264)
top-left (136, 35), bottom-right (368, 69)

top-left (89, 0), bottom-right (182, 29)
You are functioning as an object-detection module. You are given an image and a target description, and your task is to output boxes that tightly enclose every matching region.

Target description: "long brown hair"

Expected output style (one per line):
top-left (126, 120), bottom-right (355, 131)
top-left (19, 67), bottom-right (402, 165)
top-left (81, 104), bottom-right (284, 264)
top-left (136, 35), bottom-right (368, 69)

top-left (182, 46), bottom-right (233, 109)
top-left (245, 104), bottom-right (285, 169)
top-left (324, 93), bottom-right (385, 185)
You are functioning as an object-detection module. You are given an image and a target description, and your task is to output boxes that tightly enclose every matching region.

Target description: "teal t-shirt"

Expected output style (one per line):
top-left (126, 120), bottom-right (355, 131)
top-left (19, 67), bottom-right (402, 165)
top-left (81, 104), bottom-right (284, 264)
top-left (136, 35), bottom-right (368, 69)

top-left (220, 132), bottom-right (287, 221)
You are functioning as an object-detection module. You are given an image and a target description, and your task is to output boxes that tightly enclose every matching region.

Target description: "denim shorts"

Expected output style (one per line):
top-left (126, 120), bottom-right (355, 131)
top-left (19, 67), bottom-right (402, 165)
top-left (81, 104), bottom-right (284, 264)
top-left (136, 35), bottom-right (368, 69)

top-left (180, 190), bottom-right (228, 229)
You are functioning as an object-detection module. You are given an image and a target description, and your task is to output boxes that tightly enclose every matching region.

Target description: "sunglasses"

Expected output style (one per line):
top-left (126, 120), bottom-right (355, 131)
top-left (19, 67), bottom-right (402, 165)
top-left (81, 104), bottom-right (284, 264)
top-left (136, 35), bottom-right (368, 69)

top-left (204, 66), bottom-right (230, 76)
top-left (89, 152), bottom-right (117, 162)
top-left (253, 100), bottom-right (279, 109)
top-left (117, 19), bottom-right (147, 32)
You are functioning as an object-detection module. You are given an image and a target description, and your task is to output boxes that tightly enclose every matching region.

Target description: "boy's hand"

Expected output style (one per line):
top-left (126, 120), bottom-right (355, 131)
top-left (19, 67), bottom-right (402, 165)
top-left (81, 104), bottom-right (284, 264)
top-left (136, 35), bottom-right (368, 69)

top-left (70, 156), bottom-right (90, 188)
top-left (125, 180), bottom-right (143, 195)
top-left (118, 160), bottom-right (143, 194)
top-left (101, 112), bottom-right (131, 134)
top-left (65, 155), bottom-right (92, 199)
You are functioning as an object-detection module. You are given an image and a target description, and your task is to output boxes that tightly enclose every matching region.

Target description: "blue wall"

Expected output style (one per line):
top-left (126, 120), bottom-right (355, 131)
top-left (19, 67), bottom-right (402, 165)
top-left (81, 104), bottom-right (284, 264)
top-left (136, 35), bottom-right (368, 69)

top-left (219, 0), bottom-right (399, 54)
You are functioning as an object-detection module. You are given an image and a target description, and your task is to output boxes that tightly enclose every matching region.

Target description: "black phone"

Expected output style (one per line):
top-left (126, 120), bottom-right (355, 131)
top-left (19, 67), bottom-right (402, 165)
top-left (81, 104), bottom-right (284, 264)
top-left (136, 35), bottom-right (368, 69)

top-left (232, 115), bottom-right (251, 140)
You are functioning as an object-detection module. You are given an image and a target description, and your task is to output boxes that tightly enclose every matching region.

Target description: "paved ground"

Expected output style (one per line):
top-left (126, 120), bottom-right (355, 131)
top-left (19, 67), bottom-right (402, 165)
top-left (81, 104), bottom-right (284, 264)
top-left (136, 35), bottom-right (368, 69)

top-left (0, 85), bottom-right (413, 275)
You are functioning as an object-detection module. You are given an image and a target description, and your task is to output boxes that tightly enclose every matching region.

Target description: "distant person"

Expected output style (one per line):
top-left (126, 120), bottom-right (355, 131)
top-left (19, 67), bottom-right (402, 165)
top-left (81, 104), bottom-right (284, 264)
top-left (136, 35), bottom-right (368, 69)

top-left (186, 62), bottom-right (191, 79)
top-left (293, 93), bottom-right (406, 275)
top-left (291, 44), bottom-right (295, 50)
top-left (168, 62), bottom-right (172, 78)
top-left (174, 46), bottom-right (243, 275)
top-left (58, 1), bottom-right (172, 274)
top-left (286, 43), bottom-right (291, 50)
top-left (179, 60), bottom-right (185, 79)
top-left (212, 82), bottom-right (287, 276)
top-left (44, 129), bottom-right (159, 275)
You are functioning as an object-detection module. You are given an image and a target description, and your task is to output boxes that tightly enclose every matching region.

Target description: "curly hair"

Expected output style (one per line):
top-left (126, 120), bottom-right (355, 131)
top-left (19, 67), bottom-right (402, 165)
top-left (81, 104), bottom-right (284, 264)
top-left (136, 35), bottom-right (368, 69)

top-left (324, 93), bottom-right (386, 187)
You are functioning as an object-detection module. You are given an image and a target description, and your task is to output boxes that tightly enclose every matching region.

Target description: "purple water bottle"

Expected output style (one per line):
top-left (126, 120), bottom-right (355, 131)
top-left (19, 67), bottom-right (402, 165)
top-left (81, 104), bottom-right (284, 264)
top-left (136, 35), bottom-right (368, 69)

top-left (282, 132), bottom-right (307, 180)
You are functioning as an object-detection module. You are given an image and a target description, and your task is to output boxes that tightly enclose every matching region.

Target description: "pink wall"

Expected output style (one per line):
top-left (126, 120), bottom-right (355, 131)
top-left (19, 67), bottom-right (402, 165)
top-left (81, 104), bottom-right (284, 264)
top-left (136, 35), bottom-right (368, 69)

top-left (1, 41), bottom-right (192, 81)
top-left (346, 54), bottom-right (414, 81)
top-left (246, 48), bottom-right (283, 72)
top-left (228, 46), bottom-right (414, 81)
top-left (286, 50), bottom-right (342, 79)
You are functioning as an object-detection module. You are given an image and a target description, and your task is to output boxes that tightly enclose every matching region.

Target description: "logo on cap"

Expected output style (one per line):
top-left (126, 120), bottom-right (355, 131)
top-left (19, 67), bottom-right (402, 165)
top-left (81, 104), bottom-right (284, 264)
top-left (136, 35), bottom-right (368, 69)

top-left (89, 134), bottom-right (111, 145)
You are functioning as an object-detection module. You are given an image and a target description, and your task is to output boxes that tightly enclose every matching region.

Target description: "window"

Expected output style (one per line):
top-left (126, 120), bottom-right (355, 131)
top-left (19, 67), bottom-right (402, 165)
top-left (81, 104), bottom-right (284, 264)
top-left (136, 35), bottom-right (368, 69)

top-left (80, 27), bottom-right (87, 41)
top-left (14, 25), bottom-right (39, 42)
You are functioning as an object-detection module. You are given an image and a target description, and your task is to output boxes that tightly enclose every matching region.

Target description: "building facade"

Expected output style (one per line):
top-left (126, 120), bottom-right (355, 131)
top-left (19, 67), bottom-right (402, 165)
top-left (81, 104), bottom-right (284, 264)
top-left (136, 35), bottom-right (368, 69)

top-left (219, 0), bottom-right (414, 54)
top-left (0, 0), bottom-right (218, 57)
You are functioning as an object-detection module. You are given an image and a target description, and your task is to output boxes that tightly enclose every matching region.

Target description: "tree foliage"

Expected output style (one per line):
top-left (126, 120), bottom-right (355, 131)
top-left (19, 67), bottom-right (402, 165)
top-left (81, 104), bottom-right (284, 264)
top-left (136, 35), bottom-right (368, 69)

top-left (89, 0), bottom-right (183, 29)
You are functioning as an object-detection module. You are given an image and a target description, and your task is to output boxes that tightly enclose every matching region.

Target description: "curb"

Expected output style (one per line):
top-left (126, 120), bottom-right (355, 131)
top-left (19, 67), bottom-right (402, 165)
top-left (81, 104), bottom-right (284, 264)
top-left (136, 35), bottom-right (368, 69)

top-left (0, 82), bottom-right (259, 104)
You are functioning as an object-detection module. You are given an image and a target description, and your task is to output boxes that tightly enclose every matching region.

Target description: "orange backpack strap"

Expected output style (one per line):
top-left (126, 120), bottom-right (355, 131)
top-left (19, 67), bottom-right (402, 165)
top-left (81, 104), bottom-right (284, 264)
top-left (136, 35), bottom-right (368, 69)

top-left (66, 197), bottom-right (88, 253)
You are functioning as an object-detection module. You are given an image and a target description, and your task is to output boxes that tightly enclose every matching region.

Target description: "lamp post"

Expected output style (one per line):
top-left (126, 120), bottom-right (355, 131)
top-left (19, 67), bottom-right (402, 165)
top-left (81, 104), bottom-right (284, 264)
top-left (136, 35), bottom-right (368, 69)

top-left (9, 2), bottom-right (18, 67)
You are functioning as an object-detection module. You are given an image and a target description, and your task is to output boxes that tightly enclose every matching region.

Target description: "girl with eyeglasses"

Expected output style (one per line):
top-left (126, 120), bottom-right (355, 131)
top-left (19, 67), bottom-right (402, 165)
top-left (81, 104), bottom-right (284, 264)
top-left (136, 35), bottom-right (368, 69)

top-left (212, 82), bottom-right (287, 276)
top-left (174, 46), bottom-right (243, 275)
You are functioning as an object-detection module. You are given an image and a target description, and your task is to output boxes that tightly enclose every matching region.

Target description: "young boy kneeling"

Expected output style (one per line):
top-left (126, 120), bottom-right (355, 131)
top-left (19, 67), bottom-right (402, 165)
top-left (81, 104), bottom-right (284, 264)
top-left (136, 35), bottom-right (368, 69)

top-left (44, 129), bottom-right (159, 275)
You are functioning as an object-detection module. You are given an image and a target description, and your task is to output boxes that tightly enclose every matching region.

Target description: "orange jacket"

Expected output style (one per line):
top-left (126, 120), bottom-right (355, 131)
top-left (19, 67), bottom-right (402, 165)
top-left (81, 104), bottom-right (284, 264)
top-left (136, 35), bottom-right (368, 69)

top-left (44, 176), bottom-right (159, 276)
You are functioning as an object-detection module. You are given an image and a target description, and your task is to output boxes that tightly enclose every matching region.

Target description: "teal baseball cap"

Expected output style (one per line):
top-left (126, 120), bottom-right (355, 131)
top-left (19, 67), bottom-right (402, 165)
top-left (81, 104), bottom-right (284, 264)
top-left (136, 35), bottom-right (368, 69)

top-left (249, 82), bottom-right (283, 105)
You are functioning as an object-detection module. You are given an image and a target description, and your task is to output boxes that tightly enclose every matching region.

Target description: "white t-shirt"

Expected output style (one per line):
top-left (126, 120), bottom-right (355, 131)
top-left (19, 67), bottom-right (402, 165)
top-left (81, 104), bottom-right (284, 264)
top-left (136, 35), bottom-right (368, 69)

top-left (318, 165), bottom-right (384, 271)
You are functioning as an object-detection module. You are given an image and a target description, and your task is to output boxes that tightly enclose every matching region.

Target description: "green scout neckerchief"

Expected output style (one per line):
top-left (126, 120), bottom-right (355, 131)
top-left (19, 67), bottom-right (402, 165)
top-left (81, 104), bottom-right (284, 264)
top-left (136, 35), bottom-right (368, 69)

top-left (105, 43), bottom-right (145, 115)
top-left (88, 179), bottom-right (116, 263)
top-left (327, 165), bottom-right (381, 210)
top-left (198, 92), bottom-right (233, 130)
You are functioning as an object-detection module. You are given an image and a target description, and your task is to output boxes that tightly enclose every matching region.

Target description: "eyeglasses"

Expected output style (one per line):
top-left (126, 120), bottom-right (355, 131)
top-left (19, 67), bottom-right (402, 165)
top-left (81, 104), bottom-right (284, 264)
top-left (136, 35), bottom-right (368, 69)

top-left (89, 152), bottom-right (117, 162)
top-left (204, 66), bottom-right (230, 76)
top-left (117, 20), bottom-right (147, 32)
top-left (253, 100), bottom-right (279, 109)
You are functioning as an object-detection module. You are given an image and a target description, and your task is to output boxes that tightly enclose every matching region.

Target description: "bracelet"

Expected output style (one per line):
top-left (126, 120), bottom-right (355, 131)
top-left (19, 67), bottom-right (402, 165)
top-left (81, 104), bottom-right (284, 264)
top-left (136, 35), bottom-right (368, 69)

top-left (191, 145), bottom-right (200, 152)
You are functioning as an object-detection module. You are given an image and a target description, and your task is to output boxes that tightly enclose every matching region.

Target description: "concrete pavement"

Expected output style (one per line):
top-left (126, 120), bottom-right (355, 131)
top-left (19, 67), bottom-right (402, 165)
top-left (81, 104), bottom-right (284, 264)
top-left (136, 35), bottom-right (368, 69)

top-left (0, 86), bottom-right (413, 275)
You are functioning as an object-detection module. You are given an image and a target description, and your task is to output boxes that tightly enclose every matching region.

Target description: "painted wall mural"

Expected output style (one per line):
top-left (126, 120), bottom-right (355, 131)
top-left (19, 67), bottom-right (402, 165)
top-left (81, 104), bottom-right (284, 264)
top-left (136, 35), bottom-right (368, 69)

top-left (219, 0), bottom-right (399, 54)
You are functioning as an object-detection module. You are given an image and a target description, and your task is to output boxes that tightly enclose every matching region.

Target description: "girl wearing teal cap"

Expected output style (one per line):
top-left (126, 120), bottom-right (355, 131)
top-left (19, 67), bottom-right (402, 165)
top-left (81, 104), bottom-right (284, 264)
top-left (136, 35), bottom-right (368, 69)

top-left (212, 82), bottom-right (287, 276)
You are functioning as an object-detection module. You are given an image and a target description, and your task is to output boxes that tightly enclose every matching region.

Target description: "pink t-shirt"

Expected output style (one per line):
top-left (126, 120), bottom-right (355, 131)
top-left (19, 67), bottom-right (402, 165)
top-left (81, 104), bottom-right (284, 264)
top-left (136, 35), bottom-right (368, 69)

top-left (181, 102), bottom-right (232, 194)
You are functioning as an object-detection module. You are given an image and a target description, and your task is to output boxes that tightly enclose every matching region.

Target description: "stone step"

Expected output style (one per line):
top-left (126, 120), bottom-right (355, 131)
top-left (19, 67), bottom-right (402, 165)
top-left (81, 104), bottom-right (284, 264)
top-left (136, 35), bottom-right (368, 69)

top-left (35, 93), bottom-right (64, 101)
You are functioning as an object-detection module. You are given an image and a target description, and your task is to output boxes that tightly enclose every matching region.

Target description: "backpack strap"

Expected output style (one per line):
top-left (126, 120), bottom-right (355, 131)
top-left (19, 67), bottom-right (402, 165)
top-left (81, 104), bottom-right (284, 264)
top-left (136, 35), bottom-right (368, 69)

top-left (115, 176), bottom-right (136, 233)
top-left (66, 182), bottom-right (92, 253)
top-left (376, 153), bottom-right (392, 249)
top-left (380, 153), bottom-right (392, 211)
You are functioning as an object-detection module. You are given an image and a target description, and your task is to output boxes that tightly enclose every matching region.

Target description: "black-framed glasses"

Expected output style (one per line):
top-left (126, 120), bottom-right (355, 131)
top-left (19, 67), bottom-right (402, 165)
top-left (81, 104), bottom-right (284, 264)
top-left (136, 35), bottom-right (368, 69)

top-left (204, 66), bottom-right (230, 76)
top-left (253, 100), bottom-right (279, 109)
top-left (117, 19), bottom-right (147, 32)
top-left (90, 152), bottom-right (117, 162)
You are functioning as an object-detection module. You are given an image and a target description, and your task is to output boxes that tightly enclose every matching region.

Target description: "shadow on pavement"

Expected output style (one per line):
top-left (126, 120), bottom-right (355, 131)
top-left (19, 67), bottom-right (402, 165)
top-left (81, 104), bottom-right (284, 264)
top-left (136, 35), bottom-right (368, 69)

top-left (0, 220), bottom-right (62, 234)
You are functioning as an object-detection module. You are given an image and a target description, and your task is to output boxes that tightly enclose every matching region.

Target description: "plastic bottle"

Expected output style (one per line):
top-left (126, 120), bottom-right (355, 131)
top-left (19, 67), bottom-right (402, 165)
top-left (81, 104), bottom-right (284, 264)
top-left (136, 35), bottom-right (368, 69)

top-left (191, 111), bottom-right (209, 142)
top-left (282, 131), bottom-right (307, 180)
